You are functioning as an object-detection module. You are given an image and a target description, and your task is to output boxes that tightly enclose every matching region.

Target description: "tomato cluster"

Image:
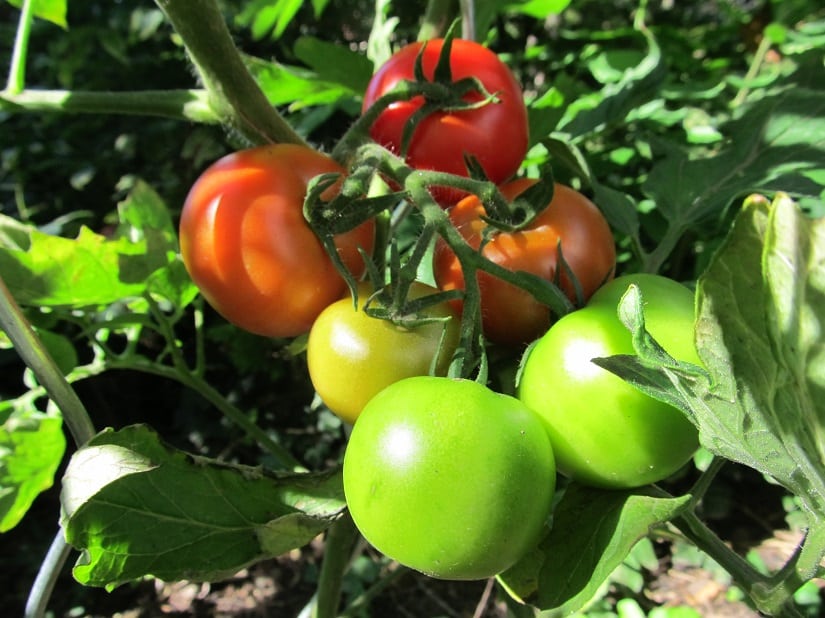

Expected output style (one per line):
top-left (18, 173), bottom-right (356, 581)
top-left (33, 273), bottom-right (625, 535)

top-left (179, 38), bottom-right (700, 582)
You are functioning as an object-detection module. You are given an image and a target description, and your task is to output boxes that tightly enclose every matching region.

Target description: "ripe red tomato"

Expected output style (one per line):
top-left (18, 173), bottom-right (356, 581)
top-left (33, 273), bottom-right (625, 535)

top-left (179, 144), bottom-right (374, 338)
top-left (433, 179), bottom-right (616, 345)
top-left (362, 38), bottom-right (529, 204)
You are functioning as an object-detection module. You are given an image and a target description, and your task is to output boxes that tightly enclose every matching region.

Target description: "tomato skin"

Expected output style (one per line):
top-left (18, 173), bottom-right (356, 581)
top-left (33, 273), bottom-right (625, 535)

top-left (179, 144), bottom-right (374, 338)
top-left (517, 274), bottom-right (700, 489)
top-left (433, 179), bottom-right (616, 345)
top-left (362, 39), bottom-right (528, 204)
top-left (306, 283), bottom-right (461, 424)
top-left (343, 376), bottom-right (555, 580)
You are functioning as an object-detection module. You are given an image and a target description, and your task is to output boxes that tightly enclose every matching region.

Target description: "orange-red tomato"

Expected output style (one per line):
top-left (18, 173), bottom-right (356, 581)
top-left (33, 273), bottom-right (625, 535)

top-left (433, 179), bottom-right (616, 345)
top-left (179, 144), bottom-right (374, 338)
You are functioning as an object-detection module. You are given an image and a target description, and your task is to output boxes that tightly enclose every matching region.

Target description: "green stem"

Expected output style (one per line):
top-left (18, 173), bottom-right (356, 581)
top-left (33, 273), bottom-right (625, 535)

top-left (673, 510), bottom-right (771, 608)
top-left (339, 564), bottom-right (409, 617)
top-left (0, 275), bottom-right (95, 618)
top-left (0, 275), bottom-right (96, 447)
top-left (0, 88), bottom-right (217, 122)
top-left (459, 0), bottom-right (476, 41)
top-left (688, 455), bottom-right (726, 504)
top-left (418, 0), bottom-right (456, 41)
top-left (24, 532), bottom-right (72, 618)
top-left (311, 512), bottom-right (361, 618)
top-left (104, 357), bottom-right (305, 471)
top-left (643, 223), bottom-right (688, 274)
top-left (732, 30), bottom-right (773, 108)
top-left (6, 0), bottom-right (34, 94)
top-left (754, 517), bottom-right (825, 615)
top-left (155, 0), bottom-right (307, 146)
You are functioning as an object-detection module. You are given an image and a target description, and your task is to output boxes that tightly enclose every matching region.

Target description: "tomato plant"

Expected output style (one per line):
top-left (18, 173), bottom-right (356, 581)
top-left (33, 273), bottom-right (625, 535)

top-left (178, 144), bottom-right (374, 338)
top-left (517, 274), bottom-right (700, 489)
top-left (433, 179), bottom-right (616, 345)
top-left (5, 2), bottom-right (825, 617)
top-left (343, 376), bottom-right (556, 580)
top-left (362, 38), bottom-right (529, 204)
top-left (306, 283), bottom-right (460, 424)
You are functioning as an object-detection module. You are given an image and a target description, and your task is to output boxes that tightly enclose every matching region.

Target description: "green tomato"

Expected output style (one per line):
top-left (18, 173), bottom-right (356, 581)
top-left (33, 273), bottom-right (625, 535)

top-left (518, 274), bottom-right (700, 489)
top-left (307, 284), bottom-right (460, 424)
top-left (343, 376), bottom-right (556, 580)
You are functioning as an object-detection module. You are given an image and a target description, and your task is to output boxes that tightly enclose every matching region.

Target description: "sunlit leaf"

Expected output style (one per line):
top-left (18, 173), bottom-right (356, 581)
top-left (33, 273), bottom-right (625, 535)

top-left (0, 402), bottom-right (66, 532)
top-left (498, 484), bottom-right (691, 612)
top-left (0, 181), bottom-right (192, 309)
top-left (7, 0), bottom-right (67, 29)
top-left (643, 88), bottom-right (825, 227)
top-left (61, 425), bottom-right (346, 588)
top-left (595, 195), bottom-right (825, 517)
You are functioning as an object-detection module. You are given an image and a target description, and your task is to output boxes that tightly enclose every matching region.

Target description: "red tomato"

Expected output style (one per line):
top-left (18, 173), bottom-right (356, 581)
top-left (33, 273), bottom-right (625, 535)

top-left (179, 144), bottom-right (374, 338)
top-left (433, 179), bottom-right (616, 345)
top-left (362, 38), bottom-right (529, 204)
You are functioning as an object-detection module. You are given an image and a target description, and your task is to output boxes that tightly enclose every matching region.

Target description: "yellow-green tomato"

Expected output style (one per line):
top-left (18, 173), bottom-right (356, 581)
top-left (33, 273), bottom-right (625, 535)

top-left (306, 284), bottom-right (460, 424)
top-left (518, 274), bottom-right (700, 489)
top-left (343, 376), bottom-right (556, 580)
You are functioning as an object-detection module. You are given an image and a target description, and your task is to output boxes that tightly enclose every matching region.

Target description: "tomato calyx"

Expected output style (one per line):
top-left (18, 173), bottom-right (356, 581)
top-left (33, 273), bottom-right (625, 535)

top-left (397, 29), bottom-right (502, 159)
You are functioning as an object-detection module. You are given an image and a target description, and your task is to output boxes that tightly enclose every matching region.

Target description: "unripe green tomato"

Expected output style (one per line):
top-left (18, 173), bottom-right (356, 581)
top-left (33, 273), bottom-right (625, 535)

top-left (343, 376), bottom-right (556, 580)
top-left (306, 284), bottom-right (460, 424)
top-left (518, 274), bottom-right (700, 489)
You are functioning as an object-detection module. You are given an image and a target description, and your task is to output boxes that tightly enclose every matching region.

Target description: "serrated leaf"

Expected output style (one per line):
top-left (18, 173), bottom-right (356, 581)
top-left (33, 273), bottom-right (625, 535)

top-left (643, 88), bottom-right (825, 229)
top-left (596, 194), bottom-right (825, 517)
top-left (0, 181), bottom-right (190, 309)
top-left (498, 484), bottom-right (691, 612)
top-left (695, 194), bottom-right (825, 511)
top-left (61, 425), bottom-right (346, 589)
top-left (0, 403), bottom-right (66, 532)
top-left (7, 0), bottom-right (67, 28)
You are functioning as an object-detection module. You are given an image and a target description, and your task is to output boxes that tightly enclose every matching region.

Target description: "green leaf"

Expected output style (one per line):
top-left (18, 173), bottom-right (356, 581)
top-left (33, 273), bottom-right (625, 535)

top-left (695, 194), bottom-right (825, 512)
top-left (0, 402), bottom-right (66, 532)
top-left (293, 36), bottom-right (374, 95)
top-left (61, 425), bottom-right (346, 588)
top-left (596, 194), bottom-right (825, 517)
top-left (0, 181), bottom-right (190, 309)
top-left (6, 0), bottom-right (67, 28)
top-left (643, 88), bottom-right (825, 229)
top-left (366, 0), bottom-right (398, 69)
top-left (557, 25), bottom-right (665, 138)
top-left (235, 0), bottom-right (309, 40)
top-left (246, 55), bottom-right (358, 110)
top-left (504, 0), bottom-right (572, 19)
top-left (498, 484), bottom-right (691, 612)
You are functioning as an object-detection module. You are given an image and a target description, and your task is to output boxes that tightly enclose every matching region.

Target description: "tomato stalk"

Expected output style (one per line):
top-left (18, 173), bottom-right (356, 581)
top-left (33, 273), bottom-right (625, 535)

top-left (307, 512), bottom-right (360, 618)
top-left (154, 0), bottom-right (307, 147)
top-left (307, 141), bottom-right (577, 376)
top-left (0, 88), bottom-right (217, 122)
top-left (5, 0), bottom-right (34, 94)
top-left (418, 0), bottom-right (456, 41)
top-left (0, 276), bottom-right (96, 448)
top-left (0, 275), bottom-right (97, 618)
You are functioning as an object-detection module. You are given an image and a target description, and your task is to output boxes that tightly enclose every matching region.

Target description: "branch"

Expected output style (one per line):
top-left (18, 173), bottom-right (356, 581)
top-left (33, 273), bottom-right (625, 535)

top-left (155, 0), bottom-right (308, 146)
top-left (0, 88), bottom-right (216, 122)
